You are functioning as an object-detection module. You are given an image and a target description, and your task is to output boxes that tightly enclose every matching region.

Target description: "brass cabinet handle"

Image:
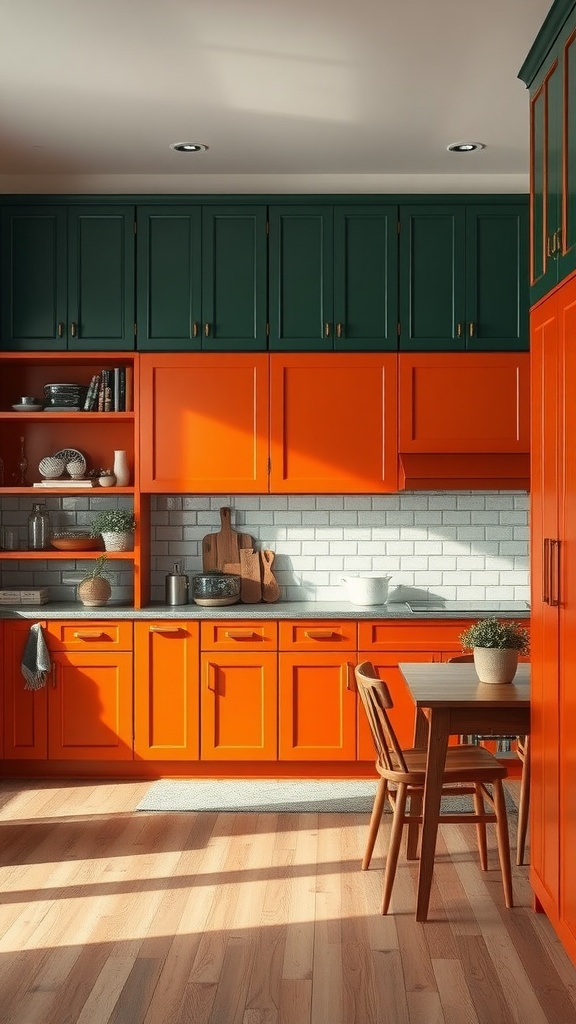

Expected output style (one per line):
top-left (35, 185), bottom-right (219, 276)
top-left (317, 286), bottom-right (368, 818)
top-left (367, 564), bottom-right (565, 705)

top-left (304, 629), bottom-right (337, 640)
top-left (57, 322), bottom-right (65, 338)
top-left (324, 322), bottom-right (331, 337)
top-left (456, 322), bottom-right (463, 337)
top-left (73, 631), bottom-right (106, 640)
top-left (468, 322), bottom-right (475, 337)
top-left (336, 322), bottom-right (343, 338)
top-left (192, 322), bottom-right (199, 338)
top-left (204, 323), bottom-right (211, 337)
top-left (543, 538), bottom-right (550, 604)
top-left (225, 629), bottom-right (256, 639)
top-left (555, 227), bottom-right (563, 254)
top-left (550, 539), bottom-right (561, 607)
top-left (342, 661), bottom-right (354, 691)
top-left (70, 321), bottom-right (78, 337)
top-left (149, 625), bottom-right (182, 633)
top-left (205, 661), bottom-right (216, 691)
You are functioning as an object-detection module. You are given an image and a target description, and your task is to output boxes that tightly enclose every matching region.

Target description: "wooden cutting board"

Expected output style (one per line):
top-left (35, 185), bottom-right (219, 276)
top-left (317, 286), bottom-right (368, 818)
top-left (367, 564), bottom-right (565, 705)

top-left (202, 507), bottom-right (253, 571)
top-left (239, 548), bottom-right (262, 603)
top-left (261, 549), bottom-right (281, 602)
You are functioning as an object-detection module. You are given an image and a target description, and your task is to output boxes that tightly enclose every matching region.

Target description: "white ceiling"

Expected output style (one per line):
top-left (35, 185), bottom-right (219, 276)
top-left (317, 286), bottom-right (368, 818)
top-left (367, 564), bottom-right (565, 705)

top-left (0, 0), bottom-right (552, 195)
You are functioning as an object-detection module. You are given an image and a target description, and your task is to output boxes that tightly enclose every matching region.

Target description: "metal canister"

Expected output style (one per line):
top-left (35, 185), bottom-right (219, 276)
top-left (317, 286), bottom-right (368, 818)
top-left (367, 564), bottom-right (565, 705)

top-left (165, 562), bottom-right (189, 605)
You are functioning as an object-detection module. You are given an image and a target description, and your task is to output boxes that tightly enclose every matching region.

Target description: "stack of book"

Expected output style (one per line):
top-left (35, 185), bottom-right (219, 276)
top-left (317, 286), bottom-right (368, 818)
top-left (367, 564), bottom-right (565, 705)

top-left (83, 366), bottom-right (133, 412)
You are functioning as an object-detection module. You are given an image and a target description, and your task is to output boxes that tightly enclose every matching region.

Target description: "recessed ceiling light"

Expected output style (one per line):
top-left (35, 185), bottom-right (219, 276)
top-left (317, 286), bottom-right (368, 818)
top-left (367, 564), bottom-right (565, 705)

top-left (447, 142), bottom-right (485, 153)
top-left (170, 142), bottom-right (209, 153)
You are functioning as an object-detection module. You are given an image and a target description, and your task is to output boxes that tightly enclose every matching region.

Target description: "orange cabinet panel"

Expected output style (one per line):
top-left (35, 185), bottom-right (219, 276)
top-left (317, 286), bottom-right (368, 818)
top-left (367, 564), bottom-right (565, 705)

top-left (48, 651), bottom-right (133, 760)
top-left (201, 620), bottom-right (277, 652)
top-left (278, 652), bottom-right (357, 761)
top-left (270, 353), bottom-right (398, 493)
top-left (356, 651), bottom-right (437, 758)
top-left (279, 619), bottom-right (356, 651)
top-left (134, 621), bottom-right (200, 760)
top-left (200, 652), bottom-right (278, 760)
top-left (3, 618), bottom-right (48, 760)
top-left (46, 620), bottom-right (133, 652)
top-left (398, 352), bottom-right (530, 453)
top-left (139, 353), bottom-right (269, 492)
top-left (358, 619), bottom-right (469, 653)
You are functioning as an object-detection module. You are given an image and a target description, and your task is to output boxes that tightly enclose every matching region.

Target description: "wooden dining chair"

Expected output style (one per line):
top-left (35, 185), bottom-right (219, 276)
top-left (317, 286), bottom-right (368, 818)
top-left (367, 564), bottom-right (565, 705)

top-left (355, 660), bottom-right (513, 916)
top-left (448, 654), bottom-right (530, 866)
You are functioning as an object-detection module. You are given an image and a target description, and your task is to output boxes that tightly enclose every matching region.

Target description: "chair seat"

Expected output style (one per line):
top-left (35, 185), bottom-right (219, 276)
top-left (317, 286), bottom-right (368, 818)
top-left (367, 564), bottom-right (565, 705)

top-left (381, 743), bottom-right (509, 785)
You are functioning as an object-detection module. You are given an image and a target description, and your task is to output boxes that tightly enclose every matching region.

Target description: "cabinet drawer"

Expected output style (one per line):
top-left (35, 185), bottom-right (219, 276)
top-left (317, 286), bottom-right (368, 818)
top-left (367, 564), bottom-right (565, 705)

top-left (201, 620), bottom-right (277, 651)
top-left (46, 620), bottom-right (133, 652)
top-left (358, 619), bottom-right (472, 652)
top-left (279, 620), bottom-right (356, 651)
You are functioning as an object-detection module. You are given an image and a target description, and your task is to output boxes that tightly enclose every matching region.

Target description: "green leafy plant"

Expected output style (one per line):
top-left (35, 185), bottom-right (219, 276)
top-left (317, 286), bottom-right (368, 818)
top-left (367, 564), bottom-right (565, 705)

top-left (80, 554), bottom-right (111, 581)
top-left (459, 617), bottom-right (530, 655)
top-left (90, 508), bottom-right (136, 536)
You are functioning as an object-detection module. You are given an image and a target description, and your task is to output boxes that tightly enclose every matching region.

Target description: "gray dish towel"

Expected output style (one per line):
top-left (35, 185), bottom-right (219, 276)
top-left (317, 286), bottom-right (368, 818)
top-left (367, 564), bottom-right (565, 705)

top-left (21, 623), bottom-right (52, 690)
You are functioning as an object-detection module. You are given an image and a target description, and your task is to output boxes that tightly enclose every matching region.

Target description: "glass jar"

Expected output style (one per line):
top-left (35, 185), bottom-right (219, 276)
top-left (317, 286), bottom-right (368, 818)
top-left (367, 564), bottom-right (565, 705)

top-left (27, 502), bottom-right (51, 550)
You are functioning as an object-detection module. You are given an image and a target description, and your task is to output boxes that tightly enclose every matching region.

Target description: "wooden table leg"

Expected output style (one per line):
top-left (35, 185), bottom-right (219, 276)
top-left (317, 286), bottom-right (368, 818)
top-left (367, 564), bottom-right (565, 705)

top-left (406, 707), bottom-right (429, 859)
top-left (415, 708), bottom-right (450, 922)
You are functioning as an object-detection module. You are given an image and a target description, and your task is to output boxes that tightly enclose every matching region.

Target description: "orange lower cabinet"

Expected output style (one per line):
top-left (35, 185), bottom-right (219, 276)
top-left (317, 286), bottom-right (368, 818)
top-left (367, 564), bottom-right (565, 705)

top-left (48, 651), bottom-right (133, 760)
top-left (356, 651), bottom-right (436, 758)
top-left (3, 618), bottom-right (48, 760)
top-left (200, 652), bottom-right (278, 760)
top-left (279, 653), bottom-right (357, 760)
top-left (134, 622), bottom-right (200, 760)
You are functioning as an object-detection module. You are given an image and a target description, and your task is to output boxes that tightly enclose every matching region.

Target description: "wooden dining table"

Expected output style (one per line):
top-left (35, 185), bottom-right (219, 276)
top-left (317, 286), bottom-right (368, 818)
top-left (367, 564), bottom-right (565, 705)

top-left (398, 661), bottom-right (531, 922)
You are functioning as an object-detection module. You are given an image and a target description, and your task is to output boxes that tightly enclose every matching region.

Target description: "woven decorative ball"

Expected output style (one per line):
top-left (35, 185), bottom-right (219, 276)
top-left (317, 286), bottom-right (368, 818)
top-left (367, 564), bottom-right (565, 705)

top-left (78, 576), bottom-right (112, 607)
top-left (38, 456), bottom-right (65, 479)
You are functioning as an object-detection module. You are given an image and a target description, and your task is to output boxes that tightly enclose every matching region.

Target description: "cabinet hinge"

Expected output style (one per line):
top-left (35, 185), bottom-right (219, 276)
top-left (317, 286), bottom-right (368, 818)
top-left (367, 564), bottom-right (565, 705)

top-left (134, 323), bottom-right (138, 338)
top-left (266, 322), bottom-right (270, 337)
top-left (397, 322), bottom-right (401, 337)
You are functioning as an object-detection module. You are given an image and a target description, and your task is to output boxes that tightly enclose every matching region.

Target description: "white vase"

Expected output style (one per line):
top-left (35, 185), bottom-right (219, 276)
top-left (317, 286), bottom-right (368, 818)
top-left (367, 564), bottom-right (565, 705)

top-left (113, 450), bottom-right (130, 487)
top-left (473, 647), bottom-right (519, 684)
top-left (101, 531), bottom-right (133, 552)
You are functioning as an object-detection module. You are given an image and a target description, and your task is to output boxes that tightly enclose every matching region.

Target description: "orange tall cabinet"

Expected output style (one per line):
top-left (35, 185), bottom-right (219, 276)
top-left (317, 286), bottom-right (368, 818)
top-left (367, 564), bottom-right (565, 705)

top-left (530, 275), bottom-right (576, 962)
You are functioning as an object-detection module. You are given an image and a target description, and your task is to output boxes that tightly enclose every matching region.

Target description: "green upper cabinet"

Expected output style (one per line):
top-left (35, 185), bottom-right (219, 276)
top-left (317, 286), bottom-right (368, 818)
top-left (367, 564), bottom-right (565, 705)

top-left (1, 205), bottom-right (135, 351)
top-left (520, 2), bottom-right (576, 302)
top-left (399, 203), bottom-right (528, 351)
top-left (136, 205), bottom-right (267, 351)
top-left (268, 204), bottom-right (398, 351)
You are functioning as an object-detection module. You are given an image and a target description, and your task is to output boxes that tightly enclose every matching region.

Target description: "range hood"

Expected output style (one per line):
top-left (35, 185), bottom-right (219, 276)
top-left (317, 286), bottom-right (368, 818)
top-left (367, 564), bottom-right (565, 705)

top-left (398, 453), bottom-right (530, 491)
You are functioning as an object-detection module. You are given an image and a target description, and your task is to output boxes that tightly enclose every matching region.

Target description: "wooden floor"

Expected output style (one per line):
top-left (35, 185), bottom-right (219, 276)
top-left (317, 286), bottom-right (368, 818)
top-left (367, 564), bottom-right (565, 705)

top-left (0, 779), bottom-right (575, 1024)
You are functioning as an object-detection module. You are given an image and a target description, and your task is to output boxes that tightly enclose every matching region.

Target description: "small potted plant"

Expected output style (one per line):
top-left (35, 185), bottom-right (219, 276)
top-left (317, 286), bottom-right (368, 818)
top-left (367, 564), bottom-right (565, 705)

top-left (459, 617), bottom-right (530, 684)
top-left (90, 507), bottom-right (137, 552)
top-left (78, 555), bottom-right (112, 607)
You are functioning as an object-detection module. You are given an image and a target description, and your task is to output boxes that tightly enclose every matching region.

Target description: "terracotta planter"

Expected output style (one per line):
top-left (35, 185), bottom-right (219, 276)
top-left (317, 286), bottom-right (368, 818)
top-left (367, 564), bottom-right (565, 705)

top-left (473, 647), bottom-right (519, 684)
top-left (78, 576), bottom-right (112, 607)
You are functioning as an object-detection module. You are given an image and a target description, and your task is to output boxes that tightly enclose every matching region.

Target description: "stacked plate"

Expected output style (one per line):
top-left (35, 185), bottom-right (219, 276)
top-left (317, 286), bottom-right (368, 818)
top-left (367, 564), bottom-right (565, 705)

top-left (43, 383), bottom-right (88, 409)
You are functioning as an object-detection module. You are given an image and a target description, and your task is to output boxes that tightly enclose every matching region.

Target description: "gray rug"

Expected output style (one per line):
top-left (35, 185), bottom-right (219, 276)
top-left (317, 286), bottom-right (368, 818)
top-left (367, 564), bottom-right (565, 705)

top-left (135, 779), bottom-right (518, 815)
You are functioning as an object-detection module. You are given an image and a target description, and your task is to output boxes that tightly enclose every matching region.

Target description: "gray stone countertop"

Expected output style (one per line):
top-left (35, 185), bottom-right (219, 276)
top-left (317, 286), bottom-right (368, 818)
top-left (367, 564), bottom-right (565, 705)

top-left (0, 601), bottom-right (530, 621)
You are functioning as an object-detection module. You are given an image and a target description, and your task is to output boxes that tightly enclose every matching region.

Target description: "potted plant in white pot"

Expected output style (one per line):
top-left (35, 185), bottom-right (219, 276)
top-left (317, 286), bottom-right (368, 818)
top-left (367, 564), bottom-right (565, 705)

top-left (90, 508), bottom-right (136, 552)
top-left (459, 617), bottom-right (530, 684)
top-left (78, 555), bottom-right (113, 607)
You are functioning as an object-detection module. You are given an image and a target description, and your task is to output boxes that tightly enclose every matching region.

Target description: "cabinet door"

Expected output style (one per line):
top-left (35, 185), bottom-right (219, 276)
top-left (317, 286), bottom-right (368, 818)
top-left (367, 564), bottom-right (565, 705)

top-left (48, 651), bottom-right (133, 760)
top-left (67, 206), bottom-right (135, 351)
top-left (530, 55), bottom-right (562, 302)
top-left (136, 206), bottom-right (202, 350)
top-left (464, 205), bottom-right (528, 351)
top-left (279, 653), bottom-right (356, 761)
top-left (398, 352), bottom-right (530, 454)
top-left (201, 206), bottom-right (267, 351)
top-left (356, 651), bottom-right (436, 759)
top-left (399, 205), bottom-right (466, 350)
top-left (200, 652), bottom-right (278, 760)
top-left (1, 206), bottom-right (67, 351)
top-left (530, 291), bottom-right (561, 909)
top-left (270, 352), bottom-right (398, 493)
top-left (559, 26), bottom-right (576, 283)
top-left (333, 206), bottom-right (398, 352)
top-left (268, 206), bottom-right (334, 350)
top-left (134, 622), bottom-right (199, 760)
top-left (139, 353), bottom-right (270, 492)
top-left (3, 619), bottom-right (48, 759)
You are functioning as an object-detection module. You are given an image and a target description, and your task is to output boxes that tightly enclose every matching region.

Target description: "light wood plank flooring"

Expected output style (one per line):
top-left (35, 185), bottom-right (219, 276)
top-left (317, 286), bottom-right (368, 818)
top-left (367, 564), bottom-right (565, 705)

top-left (0, 779), bottom-right (575, 1024)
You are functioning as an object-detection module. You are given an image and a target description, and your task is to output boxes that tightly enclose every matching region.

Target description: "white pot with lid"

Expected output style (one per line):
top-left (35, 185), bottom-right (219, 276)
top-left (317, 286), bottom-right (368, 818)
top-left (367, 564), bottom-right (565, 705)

top-left (341, 574), bottom-right (392, 606)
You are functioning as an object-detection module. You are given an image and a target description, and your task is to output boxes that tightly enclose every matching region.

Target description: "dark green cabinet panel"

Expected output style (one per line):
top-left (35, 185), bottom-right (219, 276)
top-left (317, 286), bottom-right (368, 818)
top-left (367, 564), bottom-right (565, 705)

top-left (399, 204), bottom-right (528, 351)
top-left (269, 205), bottom-right (397, 351)
top-left (137, 205), bottom-right (267, 351)
top-left (1, 205), bottom-right (135, 351)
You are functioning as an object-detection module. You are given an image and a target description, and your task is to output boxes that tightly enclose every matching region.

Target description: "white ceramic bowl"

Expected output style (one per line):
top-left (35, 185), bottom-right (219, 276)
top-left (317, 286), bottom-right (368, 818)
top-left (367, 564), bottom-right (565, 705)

top-left (98, 475), bottom-right (116, 487)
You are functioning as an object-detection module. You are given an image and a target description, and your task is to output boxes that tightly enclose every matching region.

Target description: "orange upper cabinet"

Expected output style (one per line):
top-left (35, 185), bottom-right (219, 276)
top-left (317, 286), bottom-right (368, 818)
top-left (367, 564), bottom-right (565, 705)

top-left (398, 352), bottom-right (530, 488)
top-left (139, 353), bottom-right (269, 492)
top-left (270, 353), bottom-right (398, 493)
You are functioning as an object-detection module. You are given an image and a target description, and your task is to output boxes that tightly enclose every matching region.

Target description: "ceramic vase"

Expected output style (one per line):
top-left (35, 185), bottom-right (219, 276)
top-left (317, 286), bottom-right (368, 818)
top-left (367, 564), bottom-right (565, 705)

top-left (101, 531), bottom-right (134, 552)
top-left (473, 647), bottom-right (519, 684)
top-left (112, 450), bottom-right (130, 487)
